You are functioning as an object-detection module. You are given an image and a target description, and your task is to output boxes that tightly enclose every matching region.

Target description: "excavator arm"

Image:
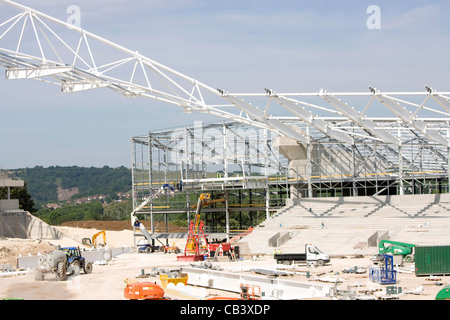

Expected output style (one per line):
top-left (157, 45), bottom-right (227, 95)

top-left (92, 230), bottom-right (106, 247)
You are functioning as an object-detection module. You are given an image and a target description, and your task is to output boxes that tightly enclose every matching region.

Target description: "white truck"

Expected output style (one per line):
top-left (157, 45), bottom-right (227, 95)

top-left (274, 244), bottom-right (330, 266)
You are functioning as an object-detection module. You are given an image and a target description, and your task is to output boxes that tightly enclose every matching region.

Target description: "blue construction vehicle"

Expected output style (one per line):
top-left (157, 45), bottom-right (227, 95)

top-left (61, 247), bottom-right (93, 275)
top-left (34, 246), bottom-right (93, 281)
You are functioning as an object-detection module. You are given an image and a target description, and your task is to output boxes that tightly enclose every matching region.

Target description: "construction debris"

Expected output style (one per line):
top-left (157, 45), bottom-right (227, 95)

top-left (0, 221), bottom-right (446, 300)
top-left (341, 266), bottom-right (367, 274)
top-left (313, 275), bottom-right (344, 283)
top-left (189, 261), bottom-right (222, 270)
top-left (136, 267), bottom-right (182, 278)
top-left (0, 264), bottom-right (15, 272)
top-left (250, 268), bottom-right (292, 277)
top-left (403, 286), bottom-right (425, 295)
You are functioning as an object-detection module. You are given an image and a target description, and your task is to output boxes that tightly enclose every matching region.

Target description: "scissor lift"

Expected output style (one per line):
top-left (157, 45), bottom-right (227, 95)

top-left (369, 254), bottom-right (397, 284)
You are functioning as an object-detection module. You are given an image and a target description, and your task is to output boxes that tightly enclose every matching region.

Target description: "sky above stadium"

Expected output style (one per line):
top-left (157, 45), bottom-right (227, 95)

top-left (0, 0), bottom-right (449, 169)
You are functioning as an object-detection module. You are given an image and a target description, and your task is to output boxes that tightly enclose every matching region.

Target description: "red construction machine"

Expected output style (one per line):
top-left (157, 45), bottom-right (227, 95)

top-left (177, 193), bottom-right (236, 261)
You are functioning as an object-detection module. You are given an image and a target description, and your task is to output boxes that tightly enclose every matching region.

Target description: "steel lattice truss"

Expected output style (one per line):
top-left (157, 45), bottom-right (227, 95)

top-left (1, 0), bottom-right (450, 153)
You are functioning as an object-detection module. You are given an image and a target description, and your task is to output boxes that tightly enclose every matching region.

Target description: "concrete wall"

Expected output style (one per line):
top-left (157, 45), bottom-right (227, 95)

top-left (0, 211), bottom-right (63, 239)
top-left (0, 199), bottom-right (20, 211)
top-left (0, 177), bottom-right (24, 188)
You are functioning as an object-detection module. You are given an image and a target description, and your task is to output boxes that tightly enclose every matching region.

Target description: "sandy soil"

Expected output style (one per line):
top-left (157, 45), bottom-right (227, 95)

top-left (0, 221), bottom-right (448, 301)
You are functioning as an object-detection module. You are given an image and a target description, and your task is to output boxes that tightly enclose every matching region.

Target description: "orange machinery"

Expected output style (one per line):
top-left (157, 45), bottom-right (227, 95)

top-left (177, 193), bottom-right (211, 262)
top-left (177, 193), bottom-right (236, 261)
top-left (124, 279), bottom-right (166, 300)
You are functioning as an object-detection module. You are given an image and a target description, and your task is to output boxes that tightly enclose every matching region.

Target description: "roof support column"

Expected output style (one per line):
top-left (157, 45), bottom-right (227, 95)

top-left (447, 146), bottom-right (450, 192)
top-left (307, 126), bottom-right (313, 198)
top-left (352, 144), bottom-right (357, 197)
top-left (225, 190), bottom-right (229, 241)
top-left (223, 123), bottom-right (228, 178)
top-left (398, 143), bottom-right (404, 196)
top-left (148, 135), bottom-right (154, 235)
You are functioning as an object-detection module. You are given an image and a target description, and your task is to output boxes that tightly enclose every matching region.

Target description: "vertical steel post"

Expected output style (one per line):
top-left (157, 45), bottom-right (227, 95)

top-left (131, 138), bottom-right (136, 247)
top-left (148, 134), bottom-right (154, 235)
top-left (223, 122), bottom-right (228, 178)
top-left (307, 127), bottom-right (313, 198)
top-left (225, 190), bottom-right (230, 241)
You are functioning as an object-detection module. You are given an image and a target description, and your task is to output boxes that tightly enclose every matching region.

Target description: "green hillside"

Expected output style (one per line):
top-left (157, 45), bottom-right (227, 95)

top-left (10, 166), bottom-right (132, 205)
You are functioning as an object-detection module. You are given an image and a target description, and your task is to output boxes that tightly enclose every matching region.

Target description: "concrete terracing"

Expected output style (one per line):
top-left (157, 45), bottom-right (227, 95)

top-left (0, 210), bottom-right (64, 239)
top-left (1, 170), bottom-right (63, 239)
top-left (236, 193), bottom-right (450, 257)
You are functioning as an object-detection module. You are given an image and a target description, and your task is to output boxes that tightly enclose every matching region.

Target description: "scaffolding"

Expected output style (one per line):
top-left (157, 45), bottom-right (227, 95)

top-left (131, 115), bottom-right (450, 237)
top-left (131, 121), bottom-right (290, 237)
top-left (1, 0), bottom-right (449, 239)
top-left (288, 124), bottom-right (450, 199)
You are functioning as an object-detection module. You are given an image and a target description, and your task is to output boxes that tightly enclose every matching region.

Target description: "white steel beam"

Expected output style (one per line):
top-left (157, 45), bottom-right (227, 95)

top-left (432, 94), bottom-right (450, 114)
top-left (223, 94), bottom-right (309, 144)
top-left (181, 266), bottom-right (332, 300)
top-left (5, 66), bottom-right (73, 79)
top-left (320, 94), bottom-right (401, 146)
top-left (374, 92), bottom-right (450, 147)
top-left (272, 95), bottom-right (354, 145)
top-left (61, 80), bottom-right (110, 93)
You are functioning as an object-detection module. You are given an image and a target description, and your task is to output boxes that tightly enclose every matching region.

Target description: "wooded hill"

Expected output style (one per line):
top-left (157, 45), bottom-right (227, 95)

top-left (10, 166), bottom-right (132, 205)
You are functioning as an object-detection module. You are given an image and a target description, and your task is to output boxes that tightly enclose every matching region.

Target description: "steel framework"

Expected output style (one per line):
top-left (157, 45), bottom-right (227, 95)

top-left (1, 1), bottom-right (450, 147)
top-left (131, 121), bottom-right (290, 234)
top-left (1, 1), bottom-right (450, 230)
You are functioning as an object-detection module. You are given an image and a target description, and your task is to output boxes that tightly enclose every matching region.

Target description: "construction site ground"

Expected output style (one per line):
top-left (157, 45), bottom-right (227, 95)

top-left (0, 220), bottom-right (447, 301)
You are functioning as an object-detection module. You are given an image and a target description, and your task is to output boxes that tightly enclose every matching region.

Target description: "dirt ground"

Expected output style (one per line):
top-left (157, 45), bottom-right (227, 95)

top-left (0, 221), bottom-right (448, 301)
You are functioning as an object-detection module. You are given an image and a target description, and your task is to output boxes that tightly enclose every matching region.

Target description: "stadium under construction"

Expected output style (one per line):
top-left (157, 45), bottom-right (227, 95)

top-left (131, 90), bottom-right (450, 238)
top-left (1, 0), bottom-right (449, 249)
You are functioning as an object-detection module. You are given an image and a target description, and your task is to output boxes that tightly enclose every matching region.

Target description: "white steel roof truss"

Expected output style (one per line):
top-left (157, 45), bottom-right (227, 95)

top-left (1, 0), bottom-right (450, 152)
top-left (222, 95), bottom-right (309, 144)
top-left (0, 1), bottom-right (281, 133)
top-left (321, 94), bottom-right (401, 146)
top-left (375, 93), bottom-right (450, 147)
top-left (5, 65), bottom-right (72, 79)
top-left (272, 95), bottom-right (354, 145)
top-left (431, 94), bottom-right (450, 114)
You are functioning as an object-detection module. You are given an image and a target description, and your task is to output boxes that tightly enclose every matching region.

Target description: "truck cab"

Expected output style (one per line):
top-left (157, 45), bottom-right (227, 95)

top-left (305, 244), bottom-right (330, 265)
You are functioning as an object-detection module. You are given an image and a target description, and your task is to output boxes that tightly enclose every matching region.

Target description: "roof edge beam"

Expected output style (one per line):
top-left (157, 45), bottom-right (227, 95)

top-left (5, 66), bottom-right (73, 79)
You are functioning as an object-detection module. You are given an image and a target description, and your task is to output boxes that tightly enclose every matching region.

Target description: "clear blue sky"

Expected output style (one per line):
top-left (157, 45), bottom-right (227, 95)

top-left (0, 0), bottom-right (449, 169)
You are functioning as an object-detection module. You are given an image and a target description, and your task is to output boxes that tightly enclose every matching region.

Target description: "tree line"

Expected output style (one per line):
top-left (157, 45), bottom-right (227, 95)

top-left (9, 165), bottom-right (132, 205)
top-left (35, 200), bottom-right (133, 225)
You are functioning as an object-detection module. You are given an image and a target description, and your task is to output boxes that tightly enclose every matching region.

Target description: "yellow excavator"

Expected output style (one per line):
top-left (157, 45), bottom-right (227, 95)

top-left (82, 230), bottom-right (106, 248)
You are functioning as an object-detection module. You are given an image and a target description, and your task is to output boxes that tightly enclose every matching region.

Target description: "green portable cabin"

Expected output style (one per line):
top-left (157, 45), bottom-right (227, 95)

top-left (415, 245), bottom-right (450, 276)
